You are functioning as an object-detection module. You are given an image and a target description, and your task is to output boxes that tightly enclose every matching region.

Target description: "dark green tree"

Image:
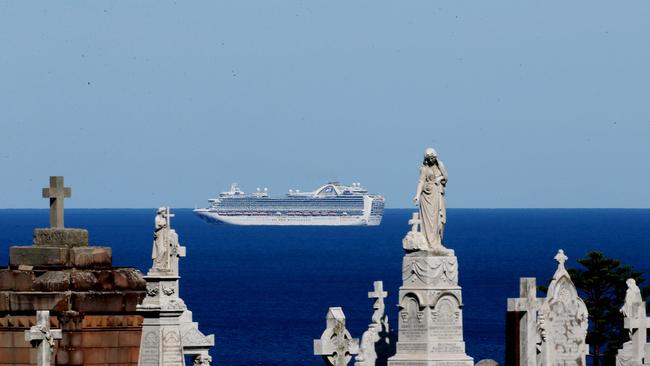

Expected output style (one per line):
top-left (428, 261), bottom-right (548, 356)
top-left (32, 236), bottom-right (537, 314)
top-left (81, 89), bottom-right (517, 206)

top-left (542, 251), bottom-right (650, 366)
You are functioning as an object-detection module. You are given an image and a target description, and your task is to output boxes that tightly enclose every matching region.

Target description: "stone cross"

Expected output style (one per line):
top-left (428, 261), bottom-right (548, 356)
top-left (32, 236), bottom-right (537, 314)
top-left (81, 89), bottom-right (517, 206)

top-left (24, 310), bottom-right (62, 366)
top-left (507, 278), bottom-right (541, 366)
top-left (554, 249), bottom-right (568, 269)
top-left (408, 213), bottom-right (420, 232)
top-left (369, 281), bottom-right (388, 304)
top-left (42, 176), bottom-right (71, 229)
top-left (314, 307), bottom-right (359, 366)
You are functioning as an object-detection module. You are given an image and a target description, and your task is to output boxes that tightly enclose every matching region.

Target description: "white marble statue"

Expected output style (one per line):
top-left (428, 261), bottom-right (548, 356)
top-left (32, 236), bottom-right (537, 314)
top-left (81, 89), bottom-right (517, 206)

top-left (621, 279), bottom-right (643, 319)
top-left (152, 207), bottom-right (171, 271)
top-left (412, 148), bottom-right (449, 252)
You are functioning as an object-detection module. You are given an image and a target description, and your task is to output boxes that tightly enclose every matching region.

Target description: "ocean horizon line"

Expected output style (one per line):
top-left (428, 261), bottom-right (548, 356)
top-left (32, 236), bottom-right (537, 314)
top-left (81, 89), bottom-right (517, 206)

top-left (0, 207), bottom-right (648, 210)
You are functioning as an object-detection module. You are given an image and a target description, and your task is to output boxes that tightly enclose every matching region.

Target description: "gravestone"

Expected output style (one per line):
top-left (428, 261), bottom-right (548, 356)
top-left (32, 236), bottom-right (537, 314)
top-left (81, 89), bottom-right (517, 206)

top-left (388, 149), bottom-right (473, 366)
top-left (314, 307), bottom-right (360, 366)
top-left (24, 310), bottom-right (62, 366)
top-left (507, 250), bottom-right (589, 366)
top-left (616, 279), bottom-right (649, 366)
top-left (1, 176), bottom-right (146, 366)
top-left (355, 281), bottom-right (391, 366)
top-left (137, 207), bottom-right (214, 366)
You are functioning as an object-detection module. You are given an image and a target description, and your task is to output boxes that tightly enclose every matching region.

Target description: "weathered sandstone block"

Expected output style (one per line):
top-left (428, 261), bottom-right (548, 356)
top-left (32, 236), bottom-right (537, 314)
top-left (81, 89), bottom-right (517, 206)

top-left (33, 228), bottom-right (88, 247)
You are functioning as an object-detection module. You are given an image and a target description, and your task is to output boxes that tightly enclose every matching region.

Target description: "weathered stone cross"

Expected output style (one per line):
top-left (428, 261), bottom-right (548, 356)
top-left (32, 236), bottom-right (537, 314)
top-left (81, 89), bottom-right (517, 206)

top-left (24, 310), bottom-right (62, 366)
top-left (408, 213), bottom-right (420, 232)
top-left (507, 277), bottom-right (541, 366)
top-left (314, 307), bottom-right (359, 366)
top-left (368, 281), bottom-right (387, 304)
top-left (42, 176), bottom-right (71, 229)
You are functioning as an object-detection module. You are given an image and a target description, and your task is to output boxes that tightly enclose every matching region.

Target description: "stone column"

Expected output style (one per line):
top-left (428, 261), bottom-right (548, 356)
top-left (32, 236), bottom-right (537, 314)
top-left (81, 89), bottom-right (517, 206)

top-left (388, 251), bottom-right (473, 366)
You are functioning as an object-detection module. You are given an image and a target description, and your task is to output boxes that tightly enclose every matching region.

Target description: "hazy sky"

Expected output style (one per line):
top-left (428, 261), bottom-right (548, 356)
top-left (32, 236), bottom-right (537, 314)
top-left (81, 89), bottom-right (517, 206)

top-left (1, 1), bottom-right (649, 208)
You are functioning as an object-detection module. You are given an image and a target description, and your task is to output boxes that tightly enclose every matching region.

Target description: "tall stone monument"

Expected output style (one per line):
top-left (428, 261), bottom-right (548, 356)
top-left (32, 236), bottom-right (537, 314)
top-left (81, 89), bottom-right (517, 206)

top-left (507, 250), bottom-right (589, 366)
top-left (616, 279), bottom-right (649, 366)
top-left (388, 148), bottom-right (474, 366)
top-left (137, 207), bottom-right (214, 366)
top-left (1, 176), bottom-right (146, 366)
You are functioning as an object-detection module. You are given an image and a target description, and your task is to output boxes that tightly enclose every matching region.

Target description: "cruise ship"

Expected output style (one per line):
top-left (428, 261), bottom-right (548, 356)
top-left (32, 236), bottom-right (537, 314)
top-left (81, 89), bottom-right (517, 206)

top-left (193, 182), bottom-right (384, 226)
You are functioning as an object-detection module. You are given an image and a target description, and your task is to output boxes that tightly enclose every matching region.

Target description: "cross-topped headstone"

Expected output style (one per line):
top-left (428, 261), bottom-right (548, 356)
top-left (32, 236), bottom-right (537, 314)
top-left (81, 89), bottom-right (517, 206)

top-left (314, 307), bottom-right (359, 366)
top-left (507, 278), bottom-right (541, 366)
top-left (24, 310), bottom-right (62, 366)
top-left (42, 176), bottom-right (71, 229)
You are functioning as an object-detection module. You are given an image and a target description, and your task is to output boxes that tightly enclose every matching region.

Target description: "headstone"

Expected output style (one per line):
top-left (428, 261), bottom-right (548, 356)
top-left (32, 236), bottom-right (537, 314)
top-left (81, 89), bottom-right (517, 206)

top-left (388, 150), bottom-right (473, 366)
top-left (616, 279), bottom-right (649, 366)
top-left (355, 281), bottom-right (391, 366)
top-left (137, 207), bottom-right (214, 366)
top-left (507, 250), bottom-right (589, 366)
top-left (24, 310), bottom-right (62, 366)
top-left (506, 278), bottom-right (541, 366)
top-left (314, 307), bottom-right (360, 366)
top-left (475, 360), bottom-right (499, 366)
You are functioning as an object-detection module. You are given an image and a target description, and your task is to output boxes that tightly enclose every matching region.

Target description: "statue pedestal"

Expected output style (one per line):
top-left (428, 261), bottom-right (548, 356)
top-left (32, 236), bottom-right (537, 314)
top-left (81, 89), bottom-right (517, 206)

top-left (137, 274), bottom-right (186, 366)
top-left (388, 252), bottom-right (474, 366)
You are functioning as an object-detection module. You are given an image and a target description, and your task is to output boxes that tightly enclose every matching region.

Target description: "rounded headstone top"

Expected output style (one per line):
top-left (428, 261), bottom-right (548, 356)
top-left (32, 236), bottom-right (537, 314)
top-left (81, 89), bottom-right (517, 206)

top-left (475, 359), bottom-right (499, 366)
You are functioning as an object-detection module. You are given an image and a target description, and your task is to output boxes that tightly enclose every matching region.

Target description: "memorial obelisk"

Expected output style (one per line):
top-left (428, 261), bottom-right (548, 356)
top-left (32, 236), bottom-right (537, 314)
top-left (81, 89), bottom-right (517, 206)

top-left (388, 148), bottom-right (473, 366)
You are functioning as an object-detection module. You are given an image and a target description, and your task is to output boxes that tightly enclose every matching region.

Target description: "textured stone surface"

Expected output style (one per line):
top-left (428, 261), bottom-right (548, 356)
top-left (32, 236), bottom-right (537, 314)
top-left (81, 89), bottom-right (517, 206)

top-left (9, 246), bottom-right (69, 268)
top-left (0, 270), bottom-right (35, 291)
top-left (34, 271), bottom-right (71, 292)
top-left (69, 247), bottom-right (112, 269)
top-left (388, 254), bottom-right (473, 366)
top-left (33, 228), bottom-right (88, 247)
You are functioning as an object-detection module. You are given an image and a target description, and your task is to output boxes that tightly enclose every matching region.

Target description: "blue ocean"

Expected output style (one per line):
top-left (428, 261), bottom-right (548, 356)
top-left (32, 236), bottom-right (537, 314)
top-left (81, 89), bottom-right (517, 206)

top-left (1, 209), bottom-right (649, 365)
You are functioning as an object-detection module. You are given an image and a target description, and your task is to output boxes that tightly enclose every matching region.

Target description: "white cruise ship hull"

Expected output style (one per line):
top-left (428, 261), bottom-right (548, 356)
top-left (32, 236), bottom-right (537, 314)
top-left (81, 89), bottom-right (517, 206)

top-left (194, 209), bottom-right (382, 226)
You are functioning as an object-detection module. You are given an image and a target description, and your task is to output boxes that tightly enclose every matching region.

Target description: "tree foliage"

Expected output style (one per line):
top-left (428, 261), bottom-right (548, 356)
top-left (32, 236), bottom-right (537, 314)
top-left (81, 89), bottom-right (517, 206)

top-left (542, 251), bottom-right (650, 366)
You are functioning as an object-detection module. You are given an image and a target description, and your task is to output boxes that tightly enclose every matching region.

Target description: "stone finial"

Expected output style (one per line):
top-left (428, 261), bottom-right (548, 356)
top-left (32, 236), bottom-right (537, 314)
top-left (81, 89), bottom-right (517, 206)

top-left (25, 311), bottom-right (63, 366)
top-left (314, 307), bottom-right (359, 366)
top-left (554, 249), bottom-right (568, 268)
top-left (42, 176), bottom-right (71, 229)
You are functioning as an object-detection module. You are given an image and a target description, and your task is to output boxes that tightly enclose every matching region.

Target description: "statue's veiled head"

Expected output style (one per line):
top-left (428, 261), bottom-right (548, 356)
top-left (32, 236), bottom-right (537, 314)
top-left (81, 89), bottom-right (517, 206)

top-left (423, 147), bottom-right (438, 166)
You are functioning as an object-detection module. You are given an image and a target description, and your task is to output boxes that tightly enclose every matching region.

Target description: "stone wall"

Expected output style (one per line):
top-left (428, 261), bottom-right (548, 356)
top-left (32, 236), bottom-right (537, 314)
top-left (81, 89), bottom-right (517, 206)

top-left (0, 228), bottom-right (147, 366)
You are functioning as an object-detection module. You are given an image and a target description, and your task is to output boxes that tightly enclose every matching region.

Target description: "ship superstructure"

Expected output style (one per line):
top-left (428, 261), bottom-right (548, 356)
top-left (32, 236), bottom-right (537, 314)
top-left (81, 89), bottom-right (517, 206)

top-left (193, 182), bottom-right (384, 226)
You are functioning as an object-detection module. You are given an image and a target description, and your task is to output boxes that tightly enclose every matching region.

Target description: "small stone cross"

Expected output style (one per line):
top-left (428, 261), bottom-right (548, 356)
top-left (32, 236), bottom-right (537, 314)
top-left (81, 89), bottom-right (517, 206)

top-left (25, 311), bottom-right (62, 366)
top-left (368, 281), bottom-right (387, 303)
top-left (314, 307), bottom-right (359, 366)
top-left (554, 249), bottom-right (568, 269)
top-left (42, 176), bottom-right (71, 229)
top-left (408, 212), bottom-right (420, 232)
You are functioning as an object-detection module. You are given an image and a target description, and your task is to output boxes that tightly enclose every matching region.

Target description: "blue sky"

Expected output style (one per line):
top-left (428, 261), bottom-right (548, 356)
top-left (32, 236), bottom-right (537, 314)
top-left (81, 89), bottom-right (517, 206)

top-left (1, 1), bottom-right (649, 208)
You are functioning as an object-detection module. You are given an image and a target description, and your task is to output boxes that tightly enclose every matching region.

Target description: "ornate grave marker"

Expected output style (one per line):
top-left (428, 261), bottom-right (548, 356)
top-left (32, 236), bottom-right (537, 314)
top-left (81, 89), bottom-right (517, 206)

top-left (138, 207), bottom-right (214, 366)
top-left (388, 148), bottom-right (473, 366)
top-left (355, 281), bottom-right (391, 366)
top-left (314, 307), bottom-right (359, 366)
top-left (507, 250), bottom-right (589, 366)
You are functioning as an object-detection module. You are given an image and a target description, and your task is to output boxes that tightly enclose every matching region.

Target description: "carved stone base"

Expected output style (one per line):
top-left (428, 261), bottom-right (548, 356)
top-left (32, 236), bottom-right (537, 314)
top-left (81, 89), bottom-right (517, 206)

top-left (389, 254), bottom-right (473, 366)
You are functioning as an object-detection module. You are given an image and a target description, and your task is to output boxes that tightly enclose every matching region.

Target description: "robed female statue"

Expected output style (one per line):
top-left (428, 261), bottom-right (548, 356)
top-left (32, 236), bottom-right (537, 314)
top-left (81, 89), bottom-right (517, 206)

top-left (413, 148), bottom-right (448, 250)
